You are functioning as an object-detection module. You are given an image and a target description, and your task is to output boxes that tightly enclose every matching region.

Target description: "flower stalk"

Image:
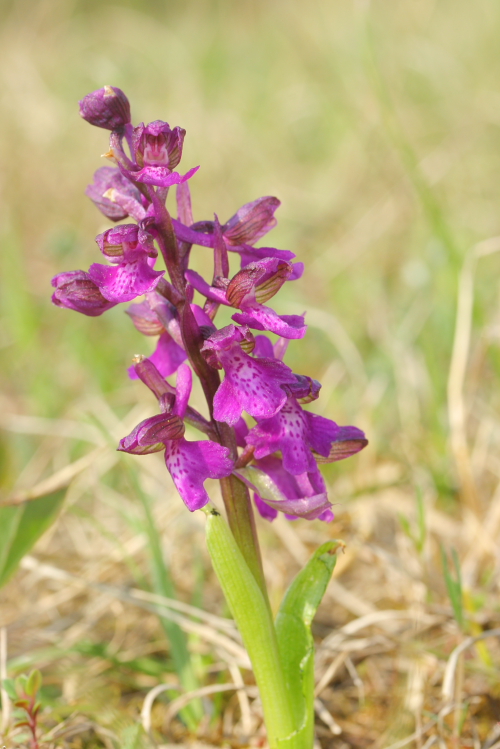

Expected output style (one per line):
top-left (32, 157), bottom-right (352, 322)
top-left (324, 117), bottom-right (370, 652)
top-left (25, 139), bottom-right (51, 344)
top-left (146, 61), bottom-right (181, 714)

top-left (54, 86), bottom-right (369, 745)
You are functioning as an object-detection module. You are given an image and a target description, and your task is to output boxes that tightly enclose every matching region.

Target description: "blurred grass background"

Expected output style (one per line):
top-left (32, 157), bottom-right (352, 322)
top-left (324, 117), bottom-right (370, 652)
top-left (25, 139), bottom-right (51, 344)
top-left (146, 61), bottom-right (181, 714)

top-left (1, 0), bottom-right (500, 746)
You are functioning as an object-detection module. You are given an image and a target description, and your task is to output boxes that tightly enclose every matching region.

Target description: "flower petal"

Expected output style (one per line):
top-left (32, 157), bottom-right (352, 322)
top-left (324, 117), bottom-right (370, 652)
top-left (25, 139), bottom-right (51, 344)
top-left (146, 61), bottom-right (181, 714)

top-left (117, 413), bottom-right (184, 455)
top-left (165, 439), bottom-right (234, 510)
top-left (213, 351), bottom-right (295, 425)
top-left (133, 165), bottom-right (199, 187)
top-left (245, 396), bottom-right (316, 474)
top-left (184, 270), bottom-right (229, 305)
top-left (232, 306), bottom-right (307, 339)
top-left (236, 462), bottom-right (332, 520)
top-left (89, 258), bottom-right (164, 302)
top-left (128, 331), bottom-right (186, 380)
top-left (173, 363), bottom-right (192, 418)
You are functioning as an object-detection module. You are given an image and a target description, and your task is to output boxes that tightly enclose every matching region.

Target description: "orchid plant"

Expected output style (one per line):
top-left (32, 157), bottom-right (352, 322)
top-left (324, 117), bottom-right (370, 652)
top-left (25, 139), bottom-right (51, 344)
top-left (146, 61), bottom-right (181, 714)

top-left (52, 85), bottom-right (368, 749)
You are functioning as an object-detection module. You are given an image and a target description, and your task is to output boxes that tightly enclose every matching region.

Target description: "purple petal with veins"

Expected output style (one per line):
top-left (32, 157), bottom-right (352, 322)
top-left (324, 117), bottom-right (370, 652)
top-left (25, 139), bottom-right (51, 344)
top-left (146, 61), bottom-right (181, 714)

top-left (117, 413), bottom-right (185, 455)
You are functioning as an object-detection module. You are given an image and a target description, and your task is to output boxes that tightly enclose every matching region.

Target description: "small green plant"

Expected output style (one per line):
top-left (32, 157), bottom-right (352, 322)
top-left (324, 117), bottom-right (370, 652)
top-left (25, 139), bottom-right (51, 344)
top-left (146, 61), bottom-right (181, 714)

top-left (3, 670), bottom-right (42, 749)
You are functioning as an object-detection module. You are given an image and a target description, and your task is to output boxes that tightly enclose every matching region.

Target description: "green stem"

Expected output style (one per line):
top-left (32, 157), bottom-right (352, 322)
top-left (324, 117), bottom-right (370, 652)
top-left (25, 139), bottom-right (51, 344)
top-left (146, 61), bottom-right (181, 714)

top-left (205, 509), bottom-right (299, 749)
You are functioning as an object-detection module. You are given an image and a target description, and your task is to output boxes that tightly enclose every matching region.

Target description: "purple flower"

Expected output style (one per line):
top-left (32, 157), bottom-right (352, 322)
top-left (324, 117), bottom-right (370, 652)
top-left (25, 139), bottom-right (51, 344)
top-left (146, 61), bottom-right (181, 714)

top-left (245, 395), bottom-right (367, 475)
top-left (236, 457), bottom-right (334, 521)
top-left (118, 364), bottom-right (234, 510)
top-left (186, 257), bottom-right (307, 339)
top-left (222, 197), bottom-right (280, 246)
top-left (89, 224), bottom-right (164, 303)
top-left (85, 167), bottom-right (145, 222)
top-left (201, 325), bottom-right (297, 425)
top-left (51, 270), bottom-right (117, 316)
top-left (79, 86), bottom-right (131, 130)
top-left (133, 121), bottom-right (186, 169)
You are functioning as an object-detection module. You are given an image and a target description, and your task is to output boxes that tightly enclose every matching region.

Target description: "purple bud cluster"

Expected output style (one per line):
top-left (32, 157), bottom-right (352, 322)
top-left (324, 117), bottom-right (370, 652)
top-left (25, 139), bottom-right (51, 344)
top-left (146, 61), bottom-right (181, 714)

top-left (53, 86), bottom-right (368, 521)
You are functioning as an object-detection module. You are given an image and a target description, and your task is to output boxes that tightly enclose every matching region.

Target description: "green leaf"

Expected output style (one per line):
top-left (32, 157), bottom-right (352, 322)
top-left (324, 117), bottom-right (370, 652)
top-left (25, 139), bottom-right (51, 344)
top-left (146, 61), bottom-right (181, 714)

top-left (0, 490), bottom-right (65, 589)
top-left (275, 540), bottom-right (344, 749)
top-left (3, 677), bottom-right (17, 700)
top-left (25, 669), bottom-right (42, 697)
top-left (205, 509), bottom-right (297, 749)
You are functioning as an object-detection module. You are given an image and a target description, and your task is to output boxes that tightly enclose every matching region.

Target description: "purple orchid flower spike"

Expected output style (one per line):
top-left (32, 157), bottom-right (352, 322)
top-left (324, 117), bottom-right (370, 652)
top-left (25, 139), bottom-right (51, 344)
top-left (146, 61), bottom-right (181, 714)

top-left (51, 270), bottom-right (117, 316)
top-left (79, 86), bottom-right (131, 131)
top-left (246, 393), bottom-right (368, 474)
top-left (118, 363), bottom-right (234, 510)
top-left (85, 166), bottom-right (146, 222)
top-left (201, 324), bottom-right (297, 425)
top-left (236, 457), bottom-right (334, 521)
top-left (88, 223), bottom-right (164, 303)
top-left (186, 257), bottom-right (307, 339)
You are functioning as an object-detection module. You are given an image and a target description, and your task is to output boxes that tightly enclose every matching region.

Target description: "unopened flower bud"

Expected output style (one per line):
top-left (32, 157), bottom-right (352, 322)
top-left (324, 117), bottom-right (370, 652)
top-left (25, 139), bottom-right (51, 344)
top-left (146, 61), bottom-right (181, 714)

top-left (51, 271), bottom-right (116, 316)
top-left (133, 121), bottom-right (186, 169)
top-left (79, 86), bottom-right (131, 130)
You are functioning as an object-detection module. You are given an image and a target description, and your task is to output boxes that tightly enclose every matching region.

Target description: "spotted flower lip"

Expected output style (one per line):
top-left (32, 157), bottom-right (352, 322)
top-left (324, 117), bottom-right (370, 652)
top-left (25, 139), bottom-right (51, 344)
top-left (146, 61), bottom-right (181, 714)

top-left (79, 86), bottom-right (131, 130)
top-left (85, 166), bottom-right (144, 222)
top-left (51, 270), bottom-right (117, 316)
top-left (133, 121), bottom-right (186, 169)
top-left (236, 458), bottom-right (334, 521)
top-left (201, 324), bottom-right (297, 426)
top-left (88, 255), bottom-right (164, 303)
top-left (245, 394), bottom-right (368, 475)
